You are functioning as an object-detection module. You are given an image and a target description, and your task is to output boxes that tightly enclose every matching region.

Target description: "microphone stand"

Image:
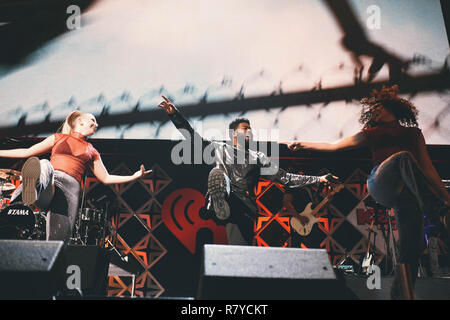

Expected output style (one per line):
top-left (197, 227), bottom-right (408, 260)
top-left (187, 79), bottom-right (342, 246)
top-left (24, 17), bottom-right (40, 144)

top-left (106, 239), bottom-right (128, 262)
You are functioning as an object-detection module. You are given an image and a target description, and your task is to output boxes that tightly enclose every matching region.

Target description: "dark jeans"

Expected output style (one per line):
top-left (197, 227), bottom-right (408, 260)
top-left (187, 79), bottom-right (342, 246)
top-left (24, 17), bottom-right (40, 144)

top-left (11, 160), bottom-right (81, 244)
top-left (367, 151), bottom-right (437, 295)
top-left (225, 193), bottom-right (255, 246)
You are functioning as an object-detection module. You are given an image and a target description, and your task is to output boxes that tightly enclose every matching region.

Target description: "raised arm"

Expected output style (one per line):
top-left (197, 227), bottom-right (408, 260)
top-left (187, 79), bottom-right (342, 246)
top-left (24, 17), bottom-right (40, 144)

top-left (91, 156), bottom-right (152, 185)
top-left (286, 131), bottom-right (367, 152)
top-left (158, 95), bottom-right (211, 148)
top-left (0, 135), bottom-right (55, 158)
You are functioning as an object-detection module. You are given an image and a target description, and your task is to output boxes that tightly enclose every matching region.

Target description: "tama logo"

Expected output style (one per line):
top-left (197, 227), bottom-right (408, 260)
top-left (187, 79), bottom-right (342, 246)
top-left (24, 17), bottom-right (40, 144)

top-left (7, 209), bottom-right (31, 216)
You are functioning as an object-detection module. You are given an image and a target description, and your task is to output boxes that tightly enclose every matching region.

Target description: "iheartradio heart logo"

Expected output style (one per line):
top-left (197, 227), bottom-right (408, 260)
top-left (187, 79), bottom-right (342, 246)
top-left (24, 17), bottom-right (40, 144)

top-left (161, 188), bottom-right (228, 254)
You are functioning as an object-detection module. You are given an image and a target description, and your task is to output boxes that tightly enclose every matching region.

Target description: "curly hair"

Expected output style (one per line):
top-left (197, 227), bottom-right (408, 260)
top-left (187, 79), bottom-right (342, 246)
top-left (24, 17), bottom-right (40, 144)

top-left (359, 85), bottom-right (419, 129)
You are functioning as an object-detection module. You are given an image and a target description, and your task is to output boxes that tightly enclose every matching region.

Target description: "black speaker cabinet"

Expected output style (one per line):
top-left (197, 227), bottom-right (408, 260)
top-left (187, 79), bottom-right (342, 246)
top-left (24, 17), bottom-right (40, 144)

top-left (197, 245), bottom-right (355, 300)
top-left (343, 275), bottom-right (450, 300)
top-left (0, 240), bottom-right (64, 299)
top-left (60, 245), bottom-right (111, 297)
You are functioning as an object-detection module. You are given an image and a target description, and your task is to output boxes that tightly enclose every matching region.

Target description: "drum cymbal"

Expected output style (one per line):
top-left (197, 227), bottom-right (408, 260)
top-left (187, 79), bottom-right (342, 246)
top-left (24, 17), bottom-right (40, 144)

top-left (0, 182), bottom-right (16, 192)
top-left (0, 169), bottom-right (21, 181)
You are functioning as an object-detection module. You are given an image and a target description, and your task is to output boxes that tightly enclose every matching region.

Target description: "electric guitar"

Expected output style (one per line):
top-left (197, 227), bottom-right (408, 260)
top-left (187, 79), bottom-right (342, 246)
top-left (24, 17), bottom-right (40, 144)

top-left (361, 217), bottom-right (376, 275)
top-left (288, 184), bottom-right (344, 236)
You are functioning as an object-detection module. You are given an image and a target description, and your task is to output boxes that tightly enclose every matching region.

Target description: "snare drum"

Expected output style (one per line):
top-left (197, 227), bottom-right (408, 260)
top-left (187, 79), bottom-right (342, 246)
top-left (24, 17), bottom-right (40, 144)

top-left (0, 203), bottom-right (46, 240)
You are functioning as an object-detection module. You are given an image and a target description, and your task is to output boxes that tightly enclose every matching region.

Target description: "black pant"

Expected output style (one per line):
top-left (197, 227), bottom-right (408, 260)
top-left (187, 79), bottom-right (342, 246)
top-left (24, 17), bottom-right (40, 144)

top-left (225, 193), bottom-right (255, 246)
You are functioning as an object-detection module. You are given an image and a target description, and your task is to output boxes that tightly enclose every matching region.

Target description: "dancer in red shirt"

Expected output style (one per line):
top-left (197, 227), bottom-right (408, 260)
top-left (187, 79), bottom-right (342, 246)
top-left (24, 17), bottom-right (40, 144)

top-left (286, 85), bottom-right (449, 299)
top-left (0, 110), bottom-right (151, 243)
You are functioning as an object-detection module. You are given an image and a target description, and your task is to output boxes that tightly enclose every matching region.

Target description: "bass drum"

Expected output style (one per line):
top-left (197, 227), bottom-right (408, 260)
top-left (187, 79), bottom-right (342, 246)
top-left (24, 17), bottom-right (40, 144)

top-left (0, 203), bottom-right (46, 240)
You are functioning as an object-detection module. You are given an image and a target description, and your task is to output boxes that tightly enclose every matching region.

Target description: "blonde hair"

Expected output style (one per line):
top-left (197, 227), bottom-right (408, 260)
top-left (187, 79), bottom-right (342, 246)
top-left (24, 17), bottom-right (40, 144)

top-left (59, 110), bottom-right (84, 134)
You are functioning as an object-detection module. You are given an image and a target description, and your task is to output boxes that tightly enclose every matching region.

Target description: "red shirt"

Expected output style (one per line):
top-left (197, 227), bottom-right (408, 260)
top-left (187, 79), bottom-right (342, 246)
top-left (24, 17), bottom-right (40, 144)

top-left (361, 121), bottom-right (421, 166)
top-left (50, 132), bottom-right (100, 184)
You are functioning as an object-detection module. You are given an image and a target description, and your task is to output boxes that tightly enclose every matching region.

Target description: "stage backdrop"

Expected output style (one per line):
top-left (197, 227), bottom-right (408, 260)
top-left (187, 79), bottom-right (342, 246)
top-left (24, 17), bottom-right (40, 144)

top-left (1, 0), bottom-right (449, 144)
top-left (0, 137), bottom-right (448, 298)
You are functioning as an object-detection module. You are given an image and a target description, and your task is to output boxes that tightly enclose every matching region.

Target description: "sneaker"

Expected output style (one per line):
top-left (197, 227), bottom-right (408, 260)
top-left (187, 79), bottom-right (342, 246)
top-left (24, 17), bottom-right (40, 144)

top-left (21, 157), bottom-right (41, 205)
top-left (207, 168), bottom-right (230, 222)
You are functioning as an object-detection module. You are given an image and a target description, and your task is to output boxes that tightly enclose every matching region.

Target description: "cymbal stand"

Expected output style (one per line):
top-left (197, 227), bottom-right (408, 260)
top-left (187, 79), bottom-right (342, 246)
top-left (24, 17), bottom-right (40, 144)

top-left (0, 180), bottom-right (4, 209)
top-left (106, 239), bottom-right (128, 262)
top-left (99, 200), bottom-right (109, 248)
top-left (0, 178), bottom-right (10, 210)
top-left (70, 173), bottom-right (88, 245)
top-left (385, 209), bottom-right (398, 275)
top-left (70, 212), bottom-right (86, 245)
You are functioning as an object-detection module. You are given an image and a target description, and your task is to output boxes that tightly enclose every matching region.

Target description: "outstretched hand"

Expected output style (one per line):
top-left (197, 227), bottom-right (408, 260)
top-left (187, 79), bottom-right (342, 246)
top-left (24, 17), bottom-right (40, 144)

top-left (158, 95), bottom-right (177, 115)
top-left (133, 165), bottom-right (152, 179)
top-left (319, 173), bottom-right (340, 192)
top-left (279, 141), bottom-right (304, 152)
top-left (288, 142), bottom-right (304, 152)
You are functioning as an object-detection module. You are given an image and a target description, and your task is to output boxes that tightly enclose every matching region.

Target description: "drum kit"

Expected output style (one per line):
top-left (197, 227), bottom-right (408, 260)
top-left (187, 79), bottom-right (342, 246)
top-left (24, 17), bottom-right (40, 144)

top-left (70, 206), bottom-right (108, 246)
top-left (0, 168), bottom-right (45, 240)
top-left (0, 167), bottom-right (110, 247)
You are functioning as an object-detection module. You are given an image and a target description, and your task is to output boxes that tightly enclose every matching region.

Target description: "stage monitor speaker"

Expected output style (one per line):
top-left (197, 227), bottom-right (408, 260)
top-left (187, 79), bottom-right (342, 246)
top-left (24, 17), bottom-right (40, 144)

top-left (197, 245), bottom-right (356, 300)
top-left (343, 275), bottom-right (450, 300)
top-left (60, 245), bottom-right (111, 297)
top-left (0, 240), bottom-right (64, 299)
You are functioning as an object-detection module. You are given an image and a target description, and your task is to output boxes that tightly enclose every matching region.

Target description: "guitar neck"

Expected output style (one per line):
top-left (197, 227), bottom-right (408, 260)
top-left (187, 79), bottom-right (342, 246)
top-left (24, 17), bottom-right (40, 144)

top-left (366, 219), bottom-right (376, 252)
top-left (311, 195), bottom-right (332, 215)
